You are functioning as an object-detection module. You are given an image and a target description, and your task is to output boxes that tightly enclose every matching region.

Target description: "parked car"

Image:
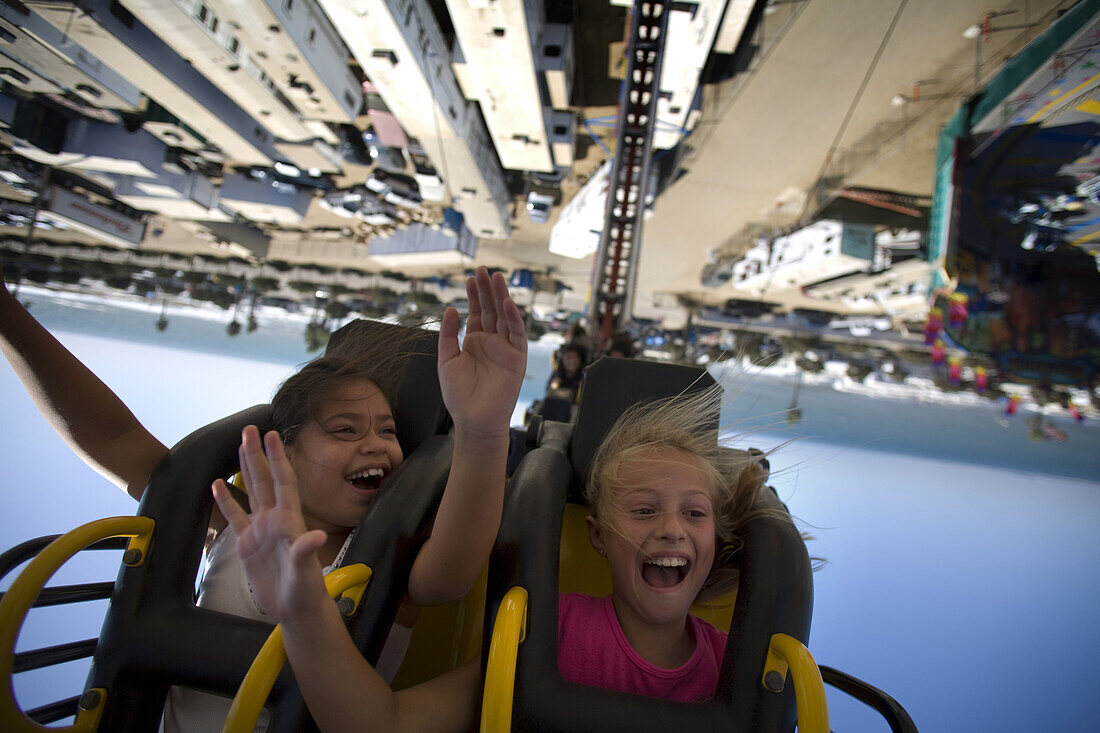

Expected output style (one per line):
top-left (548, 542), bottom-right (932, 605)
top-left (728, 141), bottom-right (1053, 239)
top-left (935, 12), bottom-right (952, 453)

top-left (408, 149), bottom-right (446, 202)
top-left (367, 170), bottom-right (422, 209)
top-left (320, 187), bottom-right (399, 223)
top-left (358, 196), bottom-right (398, 225)
top-left (319, 189), bottom-right (364, 218)
top-left (384, 189), bottom-right (422, 210)
top-left (526, 191), bottom-right (554, 224)
top-left (368, 141), bottom-right (409, 175)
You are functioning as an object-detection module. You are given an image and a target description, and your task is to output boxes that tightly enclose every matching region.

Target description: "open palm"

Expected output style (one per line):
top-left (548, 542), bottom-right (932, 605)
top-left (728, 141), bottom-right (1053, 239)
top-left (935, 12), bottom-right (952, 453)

top-left (212, 426), bottom-right (329, 624)
top-left (437, 268), bottom-right (527, 435)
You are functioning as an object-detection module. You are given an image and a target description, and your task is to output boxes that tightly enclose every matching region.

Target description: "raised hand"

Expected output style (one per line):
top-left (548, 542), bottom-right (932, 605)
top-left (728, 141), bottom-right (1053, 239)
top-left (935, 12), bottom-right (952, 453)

top-left (212, 426), bottom-right (330, 625)
top-left (437, 267), bottom-right (527, 437)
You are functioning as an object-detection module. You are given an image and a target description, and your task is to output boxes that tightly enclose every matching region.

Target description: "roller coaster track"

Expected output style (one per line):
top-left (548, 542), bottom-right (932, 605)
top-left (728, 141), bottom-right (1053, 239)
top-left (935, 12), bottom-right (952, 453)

top-left (587, 0), bottom-right (672, 350)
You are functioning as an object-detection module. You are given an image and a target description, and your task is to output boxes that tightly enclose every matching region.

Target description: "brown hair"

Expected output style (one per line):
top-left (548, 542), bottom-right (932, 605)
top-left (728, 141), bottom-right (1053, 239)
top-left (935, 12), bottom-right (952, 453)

top-left (584, 383), bottom-right (773, 602)
top-left (271, 321), bottom-right (425, 446)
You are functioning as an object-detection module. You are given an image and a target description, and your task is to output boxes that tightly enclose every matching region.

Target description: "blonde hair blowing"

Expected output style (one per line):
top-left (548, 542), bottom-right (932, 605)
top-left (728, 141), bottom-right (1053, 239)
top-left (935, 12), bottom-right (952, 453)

top-left (584, 383), bottom-right (770, 602)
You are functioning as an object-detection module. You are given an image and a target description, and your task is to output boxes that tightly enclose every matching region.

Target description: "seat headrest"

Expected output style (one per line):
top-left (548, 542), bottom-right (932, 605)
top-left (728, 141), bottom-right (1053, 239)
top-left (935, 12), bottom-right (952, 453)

top-left (568, 357), bottom-right (718, 501)
top-left (326, 319), bottom-right (449, 454)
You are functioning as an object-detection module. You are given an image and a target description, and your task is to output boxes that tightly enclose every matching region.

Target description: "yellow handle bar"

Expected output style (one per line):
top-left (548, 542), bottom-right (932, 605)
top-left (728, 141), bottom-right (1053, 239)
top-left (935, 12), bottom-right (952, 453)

top-left (762, 632), bottom-right (829, 733)
top-left (479, 586), bottom-right (528, 733)
top-left (0, 516), bottom-right (155, 733)
top-left (223, 563), bottom-right (372, 733)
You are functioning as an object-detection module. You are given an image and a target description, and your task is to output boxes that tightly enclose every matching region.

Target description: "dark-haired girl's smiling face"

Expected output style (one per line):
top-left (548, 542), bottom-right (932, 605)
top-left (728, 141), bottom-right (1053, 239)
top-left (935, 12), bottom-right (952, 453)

top-left (286, 379), bottom-right (404, 533)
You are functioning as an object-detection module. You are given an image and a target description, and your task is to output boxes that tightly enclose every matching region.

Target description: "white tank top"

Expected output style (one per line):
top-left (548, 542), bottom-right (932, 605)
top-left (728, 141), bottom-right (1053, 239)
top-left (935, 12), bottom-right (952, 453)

top-left (161, 524), bottom-right (413, 732)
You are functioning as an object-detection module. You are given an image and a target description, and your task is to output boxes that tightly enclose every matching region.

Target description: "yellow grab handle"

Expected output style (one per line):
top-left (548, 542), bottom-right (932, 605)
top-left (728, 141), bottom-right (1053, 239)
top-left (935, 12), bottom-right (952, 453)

top-left (479, 587), bottom-right (528, 733)
top-left (0, 516), bottom-right (156, 733)
top-left (223, 564), bottom-right (372, 733)
top-left (762, 633), bottom-right (829, 733)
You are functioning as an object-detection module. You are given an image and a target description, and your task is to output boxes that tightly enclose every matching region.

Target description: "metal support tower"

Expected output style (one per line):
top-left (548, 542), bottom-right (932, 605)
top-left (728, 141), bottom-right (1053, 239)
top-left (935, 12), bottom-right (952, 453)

top-left (586, 0), bottom-right (671, 352)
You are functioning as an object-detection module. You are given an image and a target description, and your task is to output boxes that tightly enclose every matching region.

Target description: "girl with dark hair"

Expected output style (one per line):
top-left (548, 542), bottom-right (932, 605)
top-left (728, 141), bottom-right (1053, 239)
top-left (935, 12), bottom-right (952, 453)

top-left (0, 265), bottom-right (527, 730)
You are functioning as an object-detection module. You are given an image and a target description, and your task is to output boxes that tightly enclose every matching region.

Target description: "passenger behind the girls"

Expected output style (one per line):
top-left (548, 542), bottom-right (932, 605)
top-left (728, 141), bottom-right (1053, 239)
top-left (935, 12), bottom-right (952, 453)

top-left (0, 264), bottom-right (527, 729)
top-left (212, 383), bottom-right (769, 730)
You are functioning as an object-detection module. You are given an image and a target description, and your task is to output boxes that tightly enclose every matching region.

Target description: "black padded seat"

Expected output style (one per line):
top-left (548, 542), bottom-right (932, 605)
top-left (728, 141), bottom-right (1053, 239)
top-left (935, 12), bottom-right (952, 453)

top-left (83, 320), bottom-right (454, 732)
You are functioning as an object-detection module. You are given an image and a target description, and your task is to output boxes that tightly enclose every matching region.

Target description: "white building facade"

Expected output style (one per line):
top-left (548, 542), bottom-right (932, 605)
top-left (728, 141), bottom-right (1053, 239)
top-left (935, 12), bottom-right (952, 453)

top-left (25, 0), bottom-right (284, 167)
top-left (447, 0), bottom-right (574, 173)
top-left (730, 219), bottom-right (878, 294)
top-left (200, 0), bottom-right (363, 125)
top-left (319, 0), bottom-right (512, 238)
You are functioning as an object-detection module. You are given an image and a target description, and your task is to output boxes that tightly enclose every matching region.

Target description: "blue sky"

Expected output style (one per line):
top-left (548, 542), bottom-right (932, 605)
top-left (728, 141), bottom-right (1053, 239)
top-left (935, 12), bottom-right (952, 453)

top-left (2, 289), bottom-right (1099, 731)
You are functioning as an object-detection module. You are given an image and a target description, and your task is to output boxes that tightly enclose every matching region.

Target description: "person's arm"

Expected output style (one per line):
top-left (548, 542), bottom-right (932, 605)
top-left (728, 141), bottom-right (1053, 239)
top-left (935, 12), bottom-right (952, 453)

top-left (0, 263), bottom-right (167, 499)
top-left (282, 604), bottom-right (480, 733)
top-left (408, 267), bottom-right (527, 606)
top-left (212, 427), bottom-right (480, 733)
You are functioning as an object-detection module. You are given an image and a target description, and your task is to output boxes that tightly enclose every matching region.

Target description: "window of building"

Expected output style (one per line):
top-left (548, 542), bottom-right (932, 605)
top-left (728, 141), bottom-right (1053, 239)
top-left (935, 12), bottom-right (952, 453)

top-left (284, 0), bottom-right (294, 13)
top-left (289, 76), bottom-right (315, 95)
top-left (553, 124), bottom-right (567, 136)
top-left (209, 17), bottom-right (218, 33)
top-left (197, 4), bottom-right (208, 22)
top-left (0, 26), bottom-right (15, 44)
top-left (228, 36), bottom-right (240, 56)
top-left (372, 49), bottom-right (398, 65)
top-left (75, 83), bottom-right (102, 98)
top-left (0, 67), bottom-right (30, 84)
top-left (308, 28), bottom-right (316, 46)
top-left (343, 90), bottom-right (356, 110)
top-left (448, 105), bottom-right (456, 119)
top-left (461, 187), bottom-right (477, 196)
top-left (492, 28), bottom-right (505, 37)
top-left (544, 43), bottom-right (561, 57)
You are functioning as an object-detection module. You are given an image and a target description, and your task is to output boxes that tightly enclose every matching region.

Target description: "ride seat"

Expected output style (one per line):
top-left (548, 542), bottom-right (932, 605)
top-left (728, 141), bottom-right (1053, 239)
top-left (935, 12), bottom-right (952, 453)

top-left (6, 320), bottom-right (454, 732)
top-left (482, 357), bottom-right (815, 732)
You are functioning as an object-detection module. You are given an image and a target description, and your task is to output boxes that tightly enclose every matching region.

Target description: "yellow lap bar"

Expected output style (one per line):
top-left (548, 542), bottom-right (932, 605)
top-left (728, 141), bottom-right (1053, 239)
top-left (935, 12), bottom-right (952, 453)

top-left (480, 586), bottom-right (528, 733)
top-left (764, 633), bottom-right (829, 733)
top-left (0, 516), bottom-right (155, 733)
top-left (223, 564), bottom-right (372, 733)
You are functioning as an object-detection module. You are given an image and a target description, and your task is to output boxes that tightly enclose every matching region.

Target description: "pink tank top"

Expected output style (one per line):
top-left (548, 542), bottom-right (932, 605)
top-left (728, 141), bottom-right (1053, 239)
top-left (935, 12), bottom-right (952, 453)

top-left (557, 593), bottom-right (728, 702)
